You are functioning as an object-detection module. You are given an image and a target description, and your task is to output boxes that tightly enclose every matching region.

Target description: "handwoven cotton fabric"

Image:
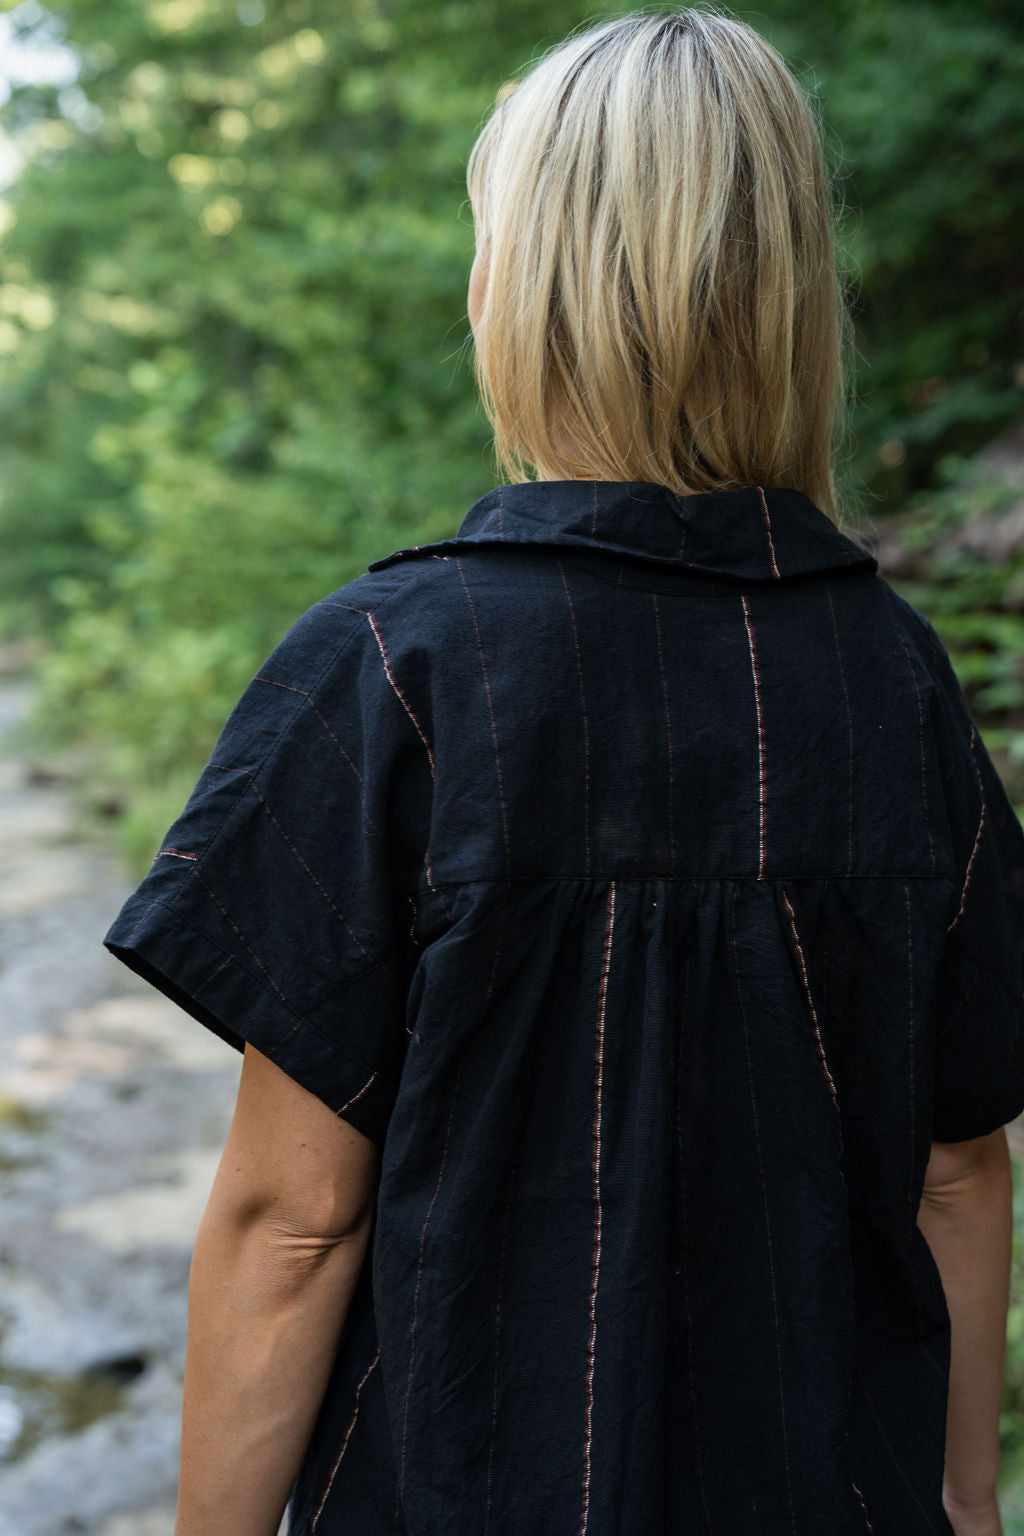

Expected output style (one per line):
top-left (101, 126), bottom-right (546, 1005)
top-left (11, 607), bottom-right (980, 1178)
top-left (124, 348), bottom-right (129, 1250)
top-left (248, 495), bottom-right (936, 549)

top-left (104, 480), bottom-right (1024, 1535)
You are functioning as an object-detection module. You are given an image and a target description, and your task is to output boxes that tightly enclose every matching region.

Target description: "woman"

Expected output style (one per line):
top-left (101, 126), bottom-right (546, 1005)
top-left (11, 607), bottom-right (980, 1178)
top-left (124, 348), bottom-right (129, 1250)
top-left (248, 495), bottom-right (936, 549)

top-left (103, 8), bottom-right (1023, 1534)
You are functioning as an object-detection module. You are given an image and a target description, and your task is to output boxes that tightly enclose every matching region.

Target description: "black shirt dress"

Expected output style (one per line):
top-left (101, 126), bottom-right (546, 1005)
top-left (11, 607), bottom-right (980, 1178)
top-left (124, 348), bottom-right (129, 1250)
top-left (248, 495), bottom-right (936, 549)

top-left (103, 479), bottom-right (1024, 1535)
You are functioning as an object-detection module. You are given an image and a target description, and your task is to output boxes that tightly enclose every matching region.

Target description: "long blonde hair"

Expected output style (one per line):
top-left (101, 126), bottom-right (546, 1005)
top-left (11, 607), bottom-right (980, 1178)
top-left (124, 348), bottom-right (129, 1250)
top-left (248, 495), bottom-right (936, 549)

top-left (466, 6), bottom-right (861, 527)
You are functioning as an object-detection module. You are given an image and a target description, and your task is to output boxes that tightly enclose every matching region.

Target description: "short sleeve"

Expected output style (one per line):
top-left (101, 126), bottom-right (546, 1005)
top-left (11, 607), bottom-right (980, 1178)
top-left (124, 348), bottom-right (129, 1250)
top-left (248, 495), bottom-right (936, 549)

top-left (102, 592), bottom-right (428, 1149)
top-left (913, 607), bottom-right (1024, 1142)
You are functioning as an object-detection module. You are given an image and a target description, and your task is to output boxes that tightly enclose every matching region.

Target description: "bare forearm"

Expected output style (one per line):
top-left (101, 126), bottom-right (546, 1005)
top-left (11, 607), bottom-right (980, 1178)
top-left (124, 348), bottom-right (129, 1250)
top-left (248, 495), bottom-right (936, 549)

top-left (916, 1130), bottom-right (1012, 1508)
top-left (174, 1205), bottom-right (370, 1536)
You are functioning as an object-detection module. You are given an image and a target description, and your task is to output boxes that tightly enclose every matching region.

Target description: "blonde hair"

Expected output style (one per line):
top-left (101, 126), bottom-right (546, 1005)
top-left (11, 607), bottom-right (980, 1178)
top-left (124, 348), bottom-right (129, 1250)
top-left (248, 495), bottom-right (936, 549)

top-left (466, 6), bottom-right (861, 527)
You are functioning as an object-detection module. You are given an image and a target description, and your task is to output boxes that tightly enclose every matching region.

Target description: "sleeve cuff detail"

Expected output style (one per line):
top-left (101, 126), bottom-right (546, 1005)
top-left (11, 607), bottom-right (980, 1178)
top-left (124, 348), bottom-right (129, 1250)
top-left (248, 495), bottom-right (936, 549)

top-left (103, 890), bottom-right (400, 1148)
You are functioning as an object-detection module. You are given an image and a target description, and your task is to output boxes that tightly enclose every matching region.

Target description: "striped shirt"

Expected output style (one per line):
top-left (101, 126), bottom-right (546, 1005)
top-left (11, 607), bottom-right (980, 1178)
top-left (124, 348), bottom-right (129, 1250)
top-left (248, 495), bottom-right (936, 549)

top-left (104, 479), bottom-right (1024, 1535)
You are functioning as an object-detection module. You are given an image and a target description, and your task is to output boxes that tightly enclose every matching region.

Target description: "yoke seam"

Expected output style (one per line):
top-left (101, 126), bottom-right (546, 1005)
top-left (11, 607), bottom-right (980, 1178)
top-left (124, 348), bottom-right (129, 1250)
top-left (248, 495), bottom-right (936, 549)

top-left (407, 871), bottom-right (958, 895)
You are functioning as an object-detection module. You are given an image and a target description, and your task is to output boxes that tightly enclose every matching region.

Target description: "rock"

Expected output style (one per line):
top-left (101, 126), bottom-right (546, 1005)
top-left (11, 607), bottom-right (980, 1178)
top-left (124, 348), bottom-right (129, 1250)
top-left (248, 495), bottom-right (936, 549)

top-left (0, 677), bottom-right (242, 1531)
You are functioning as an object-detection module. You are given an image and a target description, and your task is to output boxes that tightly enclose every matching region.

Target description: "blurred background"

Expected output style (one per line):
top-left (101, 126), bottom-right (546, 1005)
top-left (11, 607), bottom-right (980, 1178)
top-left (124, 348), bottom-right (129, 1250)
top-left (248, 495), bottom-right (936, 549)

top-left (0, 0), bottom-right (1021, 1530)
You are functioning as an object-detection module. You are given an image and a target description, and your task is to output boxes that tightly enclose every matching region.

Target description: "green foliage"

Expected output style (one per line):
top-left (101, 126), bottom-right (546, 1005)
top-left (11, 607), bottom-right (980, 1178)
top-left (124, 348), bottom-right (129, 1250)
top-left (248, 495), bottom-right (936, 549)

top-left (0, 0), bottom-right (1022, 866)
top-left (746, 0), bottom-right (1024, 494)
top-left (1, 0), bottom-right (571, 855)
top-left (884, 461), bottom-right (1024, 819)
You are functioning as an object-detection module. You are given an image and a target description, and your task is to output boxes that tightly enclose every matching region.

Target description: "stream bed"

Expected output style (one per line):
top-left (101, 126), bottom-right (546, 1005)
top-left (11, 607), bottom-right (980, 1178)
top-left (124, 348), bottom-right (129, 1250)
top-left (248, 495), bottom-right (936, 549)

top-left (0, 662), bottom-right (283, 1535)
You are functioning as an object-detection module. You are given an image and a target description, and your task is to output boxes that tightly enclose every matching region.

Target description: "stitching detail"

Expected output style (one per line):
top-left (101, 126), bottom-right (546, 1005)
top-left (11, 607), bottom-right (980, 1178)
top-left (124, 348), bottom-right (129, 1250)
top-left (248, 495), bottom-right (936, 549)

top-left (408, 871), bottom-right (957, 893)
top-left (111, 891), bottom-right (398, 1089)
top-left (578, 879), bottom-right (615, 1536)
top-left (483, 1151), bottom-right (518, 1536)
top-left (207, 762), bottom-right (380, 967)
top-left (397, 1056), bottom-right (465, 1519)
top-left (672, 952), bottom-right (712, 1529)
top-left (454, 554), bottom-right (512, 877)
top-left (256, 654), bottom-right (445, 915)
top-left (312, 1346), bottom-right (380, 1530)
top-left (188, 864), bottom-right (297, 1018)
top-left (780, 886), bottom-right (844, 1158)
top-left (365, 607), bottom-right (435, 777)
top-left (904, 881), bottom-right (919, 1238)
top-left (934, 963), bottom-right (981, 1046)
top-left (192, 955), bottom-right (231, 1002)
top-left (858, 1377), bottom-right (940, 1532)
top-left (122, 898), bottom-right (157, 948)
top-left (824, 580), bottom-right (857, 877)
top-left (152, 616), bottom-right (371, 924)
top-left (674, 944), bottom-right (713, 1525)
top-left (947, 721), bottom-right (986, 936)
top-left (850, 1478), bottom-right (874, 1533)
top-left (881, 582), bottom-right (938, 877)
top-left (336, 1071), bottom-right (377, 1116)
top-left (741, 594), bottom-right (768, 879)
top-left (730, 883), bottom-right (798, 1533)
top-left (478, 893), bottom-right (515, 1536)
top-left (651, 593), bottom-right (676, 871)
top-left (252, 676), bottom-right (387, 846)
top-left (556, 555), bottom-right (592, 879)
top-left (756, 485), bottom-right (782, 579)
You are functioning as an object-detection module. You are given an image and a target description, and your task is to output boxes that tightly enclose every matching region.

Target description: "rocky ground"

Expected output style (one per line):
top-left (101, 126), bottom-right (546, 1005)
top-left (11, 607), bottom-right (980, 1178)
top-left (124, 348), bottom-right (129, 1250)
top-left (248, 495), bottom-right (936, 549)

top-left (0, 666), bottom-right (289, 1535)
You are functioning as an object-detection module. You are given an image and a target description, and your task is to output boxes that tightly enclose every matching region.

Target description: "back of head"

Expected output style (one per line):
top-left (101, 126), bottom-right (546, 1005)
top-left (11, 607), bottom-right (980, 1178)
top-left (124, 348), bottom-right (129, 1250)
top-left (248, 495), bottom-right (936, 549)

top-left (467, 6), bottom-right (854, 525)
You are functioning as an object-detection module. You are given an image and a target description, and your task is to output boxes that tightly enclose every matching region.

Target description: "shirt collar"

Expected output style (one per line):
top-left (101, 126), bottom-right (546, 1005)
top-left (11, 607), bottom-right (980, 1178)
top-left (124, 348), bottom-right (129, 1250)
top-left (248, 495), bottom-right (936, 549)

top-left (367, 480), bottom-right (878, 582)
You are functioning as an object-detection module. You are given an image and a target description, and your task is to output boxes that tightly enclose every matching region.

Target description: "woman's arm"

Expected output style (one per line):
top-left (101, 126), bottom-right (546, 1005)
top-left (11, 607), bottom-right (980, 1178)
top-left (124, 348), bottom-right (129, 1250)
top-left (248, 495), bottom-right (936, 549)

top-left (173, 1044), bottom-right (381, 1536)
top-left (916, 1126), bottom-right (1013, 1526)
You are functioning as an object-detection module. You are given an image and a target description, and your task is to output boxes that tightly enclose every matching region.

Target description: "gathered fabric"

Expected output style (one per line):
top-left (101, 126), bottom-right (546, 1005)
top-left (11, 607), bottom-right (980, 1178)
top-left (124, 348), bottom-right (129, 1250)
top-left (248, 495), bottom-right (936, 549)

top-left (105, 480), bottom-right (1024, 1534)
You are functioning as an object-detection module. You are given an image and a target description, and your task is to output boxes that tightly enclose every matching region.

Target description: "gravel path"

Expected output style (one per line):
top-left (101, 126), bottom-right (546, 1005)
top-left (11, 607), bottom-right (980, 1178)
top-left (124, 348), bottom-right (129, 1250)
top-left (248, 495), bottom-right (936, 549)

top-left (0, 668), bottom-right (288, 1536)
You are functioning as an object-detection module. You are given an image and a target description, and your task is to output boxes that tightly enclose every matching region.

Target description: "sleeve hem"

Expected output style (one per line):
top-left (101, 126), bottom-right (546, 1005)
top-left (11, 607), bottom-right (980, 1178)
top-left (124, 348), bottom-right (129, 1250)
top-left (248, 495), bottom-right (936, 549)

top-left (104, 891), bottom-right (401, 1148)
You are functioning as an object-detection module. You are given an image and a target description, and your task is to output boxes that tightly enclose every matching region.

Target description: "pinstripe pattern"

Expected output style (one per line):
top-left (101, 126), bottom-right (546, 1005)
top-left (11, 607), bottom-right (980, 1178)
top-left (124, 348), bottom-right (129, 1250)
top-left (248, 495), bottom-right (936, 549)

top-left (253, 674), bottom-right (387, 844)
top-left (365, 608), bottom-right (436, 777)
top-left (482, 898), bottom-right (515, 1536)
top-left (903, 878), bottom-right (921, 1249)
top-left (557, 555), bottom-right (593, 878)
top-left (860, 1377), bottom-right (941, 1533)
top-left (483, 1155), bottom-right (519, 1536)
top-left (455, 554), bottom-right (513, 877)
top-left (730, 883), bottom-right (798, 1534)
top-left (651, 593), bottom-right (676, 872)
top-left (756, 484), bottom-right (782, 578)
top-left (880, 583), bottom-right (938, 876)
top-left (104, 479), bottom-right (1024, 1535)
top-left (851, 1478), bottom-right (875, 1533)
top-left (579, 880), bottom-right (615, 1536)
top-left (781, 885), bottom-right (843, 1154)
top-left (823, 581), bottom-right (857, 877)
top-left (191, 954), bottom-right (231, 1001)
top-left (674, 945), bottom-right (713, 1531)
top-left (312, 1348), bottom-right (380, 1531)
top-left (396, 1056), bottom-right (466, 1521)
top-left (335, 1071), bottom-right (377, 1116)
top-left (948, 722), bottom-right (986, 935)
top-left (208, 762), bottom-right (379, 964)
top-left (188, 863), bottom-right (296, 1018)
top-left (741, 594), bottom-right (769, 879)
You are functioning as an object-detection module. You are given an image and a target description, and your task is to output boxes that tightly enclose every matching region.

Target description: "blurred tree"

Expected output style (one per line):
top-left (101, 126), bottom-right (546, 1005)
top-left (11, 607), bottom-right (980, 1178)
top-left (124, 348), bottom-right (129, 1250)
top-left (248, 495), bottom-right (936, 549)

top-left (0, 0), bottom-right (1021, 857)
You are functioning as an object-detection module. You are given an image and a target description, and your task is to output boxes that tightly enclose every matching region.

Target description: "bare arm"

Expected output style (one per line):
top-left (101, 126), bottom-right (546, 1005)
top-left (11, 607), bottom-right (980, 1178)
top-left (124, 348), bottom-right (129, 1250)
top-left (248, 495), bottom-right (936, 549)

top-left (174, 1044), bottom-right (380, 1536)
top-left (916, 1126), bottom-right (1012, 1526)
